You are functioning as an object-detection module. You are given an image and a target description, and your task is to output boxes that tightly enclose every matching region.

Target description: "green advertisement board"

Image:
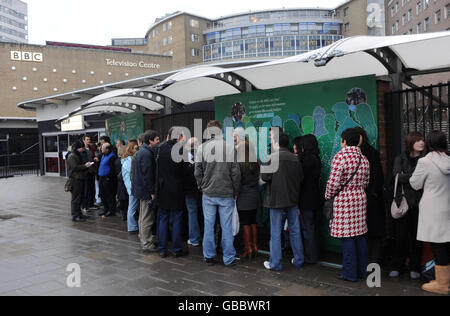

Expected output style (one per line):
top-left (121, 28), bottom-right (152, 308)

top-left (215, 75), bottom-right (378, 253)
top-left (105, 112), bottom-right (145, 146)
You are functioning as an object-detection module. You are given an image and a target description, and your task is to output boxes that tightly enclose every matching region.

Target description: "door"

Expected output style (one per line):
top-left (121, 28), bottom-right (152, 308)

top-left (44, 136), bottom-right (59, 176)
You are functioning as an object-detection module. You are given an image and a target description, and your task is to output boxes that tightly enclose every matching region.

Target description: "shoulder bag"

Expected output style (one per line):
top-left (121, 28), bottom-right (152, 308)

top-left (391, 173), bottom-right (409, 219)
top-left (323, 155), bottom-right (362, 221)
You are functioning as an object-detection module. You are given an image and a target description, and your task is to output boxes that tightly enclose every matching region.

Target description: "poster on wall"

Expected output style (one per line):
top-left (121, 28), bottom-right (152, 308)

top-left (106, 112), bottom-right (145, 146)
top-left (215, 75), bottom-right (378, 252)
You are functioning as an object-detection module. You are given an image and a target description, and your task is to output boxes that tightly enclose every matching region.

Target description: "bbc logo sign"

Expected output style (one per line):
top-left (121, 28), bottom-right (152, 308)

top-left (11, 51), bottom-right (43, 63)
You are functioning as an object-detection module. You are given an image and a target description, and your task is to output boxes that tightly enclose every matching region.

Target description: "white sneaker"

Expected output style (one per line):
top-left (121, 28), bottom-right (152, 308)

top-left (264, 261), bottom-right (271, 270)
top-left (410, 271), bottom-right (421, 280)
top-left (187, 240), bottom-right (200, 247)
top-left (389, 270), bottom-right (400, 278)
top-left (291, 259), bottom-right (295, 265)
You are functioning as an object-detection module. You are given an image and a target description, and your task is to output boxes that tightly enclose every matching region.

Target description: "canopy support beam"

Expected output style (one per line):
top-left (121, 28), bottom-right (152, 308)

top-left (207, 72), bottom-right (256, 93)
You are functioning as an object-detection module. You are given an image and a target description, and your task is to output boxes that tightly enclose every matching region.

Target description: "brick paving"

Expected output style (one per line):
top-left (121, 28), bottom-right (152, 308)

top-left (0, 176), bottom-right (437, 296)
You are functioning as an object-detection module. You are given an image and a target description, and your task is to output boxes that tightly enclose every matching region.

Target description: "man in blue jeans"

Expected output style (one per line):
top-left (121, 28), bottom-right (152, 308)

top-left (195, 120), bottom-right (241, 267)
top-left (261, 132), bottom-right (305, 271)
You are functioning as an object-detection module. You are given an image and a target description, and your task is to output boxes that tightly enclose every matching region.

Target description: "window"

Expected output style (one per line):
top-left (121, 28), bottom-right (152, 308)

top-left (391, 7), bottom-right (395, 17)
top-left (168, 49), bottom-right (173, 56)
top-left (402, 0), bottom-right (406, 6)
top-left (402, 14), bottom-right (406, 25)
top-left (424, 17), bottom-right (430, 31)
top-left (344, 7), bottom-right (349, 17)
top-left (190, 19), bottom-right (199, 28)
top-left (191, 48), bottom-right (200, 57)
top-left (408, 9), bottom-right (413, 21)
top-left (416, 1), bottom-right (422, 15)
top-left (446, 5), bottom-right (450, 19)
top-left (424, 0), bottom-right (429, 10)
top-left (435, 10), bottom-right (441, 24)
top-left (395, 2), bottom-right (399, 13)
top-left (392, 24), bottom-right (396, 35)
top-left (168, 35), bottom-right (173, 44)
top-left (417, 22), bottom-right (422, 33)
top-left (409, 28), bottom-right (413, 34)
top-left (163, 23), bottom-right (166, 32)
top-left (163, 37), bottom-right (167, 46)
top-left (152, 28), bottom-right (158, 37)
top-left (396, 20), bottom-right (399, 31)
top-left (344, 23), bottom-right (350, 32)
top-left (191, 34), bottom-right (200, 42)
top-left (168, 21), bottom-right (173, 30)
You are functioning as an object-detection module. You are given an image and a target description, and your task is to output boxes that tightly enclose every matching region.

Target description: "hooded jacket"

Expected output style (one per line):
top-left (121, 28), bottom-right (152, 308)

top-left (410, 152), bottom-right (450, 243)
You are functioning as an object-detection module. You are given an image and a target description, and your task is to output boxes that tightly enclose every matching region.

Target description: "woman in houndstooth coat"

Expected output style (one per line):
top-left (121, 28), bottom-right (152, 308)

top-left (325, 128), bottom-right (370, 282)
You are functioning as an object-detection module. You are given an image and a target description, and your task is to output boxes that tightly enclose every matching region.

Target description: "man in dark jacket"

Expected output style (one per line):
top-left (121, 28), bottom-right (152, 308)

top-left (261, 132), bottom-right (305, 272)
top-left (67, 140), bottom-right (92, 222)
top-left (156, 127), bottom-right (188, 258)
top-left (132, 130), bottom-right (160, 253)
top-left (81, 135), bottom-right (96, 212)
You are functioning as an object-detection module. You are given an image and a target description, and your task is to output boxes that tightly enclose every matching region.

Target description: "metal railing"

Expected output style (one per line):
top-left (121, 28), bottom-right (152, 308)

top-left (0, 153), bottom-right (39, 178)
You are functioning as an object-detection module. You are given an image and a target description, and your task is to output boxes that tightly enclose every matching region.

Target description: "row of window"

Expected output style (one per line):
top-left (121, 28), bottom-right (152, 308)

top-left (205, 23), bottom-right (341, 44)
top-left (392, 6), bottom-right (449, 34)
top-left (0, 3), bottom-right (26, 20)
top-left (206, 10), bottom-right (335, 30)
top-left (391, 0), bottom-right (436, 17)
top-left (149, 19), bottom-right (199, 39)
top-left (0, 23), bottom-right (26, 39)
top-left (203, 35), bottom-right (343, 61)
top-left (0, 12), bottom-right (26, 29)
top-left (112, 38), bottom-right (147, 46)
top-left (153, 33), bottom-right (201, 50)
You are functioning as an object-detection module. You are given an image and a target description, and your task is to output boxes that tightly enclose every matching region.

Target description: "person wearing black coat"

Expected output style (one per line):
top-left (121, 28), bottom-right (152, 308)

top-left (115, 146), bottom-right (129, 221)
top-left (293, 135), bottom-right (322, 264)
top-left (236, 140), bottom-right (261, 260)
top-left (132, 130), bottom-right (160, 253)
top-left (355, 127), bottom-right (386, 265)
top-left (156, 127), bottom-right (187, 258)
top-left (389, 132), bottom-right (425, 280)
top-left (67, 140), bottom-right (92, 222)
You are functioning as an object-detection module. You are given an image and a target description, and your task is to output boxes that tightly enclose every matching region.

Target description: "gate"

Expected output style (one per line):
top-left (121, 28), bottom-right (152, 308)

top-left (0, 132), bottom-right (39, 179)
top-left (385, 82), bottom-right (449, 172)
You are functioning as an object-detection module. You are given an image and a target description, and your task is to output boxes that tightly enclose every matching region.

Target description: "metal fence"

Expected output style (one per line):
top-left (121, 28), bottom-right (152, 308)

top-left (0, 153), bottom-right (39, 178)
top-left (385, 82), bottom-right (450, 170)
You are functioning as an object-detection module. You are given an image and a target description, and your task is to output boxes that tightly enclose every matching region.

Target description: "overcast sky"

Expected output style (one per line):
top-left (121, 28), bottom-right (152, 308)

top-left (25, 0), bottom-right (347, 46)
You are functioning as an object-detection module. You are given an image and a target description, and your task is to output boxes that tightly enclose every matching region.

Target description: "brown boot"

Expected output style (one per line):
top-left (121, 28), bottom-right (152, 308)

top-left (240, 225), bottom-right (253, 260)
top-left (422, 265), bottom-right (450, 295)
top-left (251, 224), bottom-right (258, 258)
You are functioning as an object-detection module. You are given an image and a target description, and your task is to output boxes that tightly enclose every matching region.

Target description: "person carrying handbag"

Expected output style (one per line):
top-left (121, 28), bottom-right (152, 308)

top-left (389, 132), bottom-right (425, 280)
top-left (325, 128), bottom-right (370, 282)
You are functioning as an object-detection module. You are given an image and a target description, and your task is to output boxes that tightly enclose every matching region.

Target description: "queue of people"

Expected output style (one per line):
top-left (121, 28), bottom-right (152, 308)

top-left (66, 122), bottom-right (450, 295)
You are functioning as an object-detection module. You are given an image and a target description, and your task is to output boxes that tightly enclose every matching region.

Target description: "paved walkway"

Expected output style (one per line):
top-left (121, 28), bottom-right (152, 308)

top-left (0, 176), bottom-right (436, 296)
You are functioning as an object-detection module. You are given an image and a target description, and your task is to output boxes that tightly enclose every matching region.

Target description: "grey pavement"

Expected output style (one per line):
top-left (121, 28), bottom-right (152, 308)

top-left (0, 176), bottom-right (437, 296)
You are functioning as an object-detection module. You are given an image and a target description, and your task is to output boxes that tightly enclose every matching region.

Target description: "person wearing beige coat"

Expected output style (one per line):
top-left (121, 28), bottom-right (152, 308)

top-left (410, 131), bottom-right (450, 295)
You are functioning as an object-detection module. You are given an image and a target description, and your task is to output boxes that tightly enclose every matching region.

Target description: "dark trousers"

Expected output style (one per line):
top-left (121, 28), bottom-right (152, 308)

top-left (341, 235), bottom-right (368, 282)
top-left (392, 208), bottom-right (422, 272)
top-left (99, 176), bottom-right (116, 215)
top-left (71, 179), bottom-right (85, 219)
top-left (432, 243), bottom-right (450, 266)
top-left (300, 209), bottom-right (320, 264)
top-left (82, 173), bottom-right (95, 209)
top-left (157, 208), bottom-right (183, 254)
top-left (367, 236), bottom-right (382, 265)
